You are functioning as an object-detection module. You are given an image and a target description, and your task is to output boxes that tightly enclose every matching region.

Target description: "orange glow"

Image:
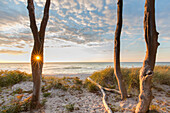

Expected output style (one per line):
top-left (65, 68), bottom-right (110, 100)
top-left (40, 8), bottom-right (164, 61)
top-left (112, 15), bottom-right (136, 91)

top-left (36, 56), bottom-right (40, 60)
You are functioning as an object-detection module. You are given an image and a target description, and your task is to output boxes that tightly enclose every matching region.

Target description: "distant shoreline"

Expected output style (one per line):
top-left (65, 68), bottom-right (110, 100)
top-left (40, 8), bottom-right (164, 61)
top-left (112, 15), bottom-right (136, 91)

top-left (0, 62), bottom-right (170, 64)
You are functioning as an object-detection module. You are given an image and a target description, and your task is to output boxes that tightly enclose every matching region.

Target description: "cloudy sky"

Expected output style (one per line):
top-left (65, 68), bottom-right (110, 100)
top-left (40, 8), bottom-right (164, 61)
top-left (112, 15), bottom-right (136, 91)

top-left (0, 0), bottom-right (170, 63)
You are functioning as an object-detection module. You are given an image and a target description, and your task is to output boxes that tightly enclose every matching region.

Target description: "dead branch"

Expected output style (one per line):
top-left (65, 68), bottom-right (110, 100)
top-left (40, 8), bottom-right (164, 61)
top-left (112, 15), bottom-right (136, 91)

top-left (87, 77), bottom-right (121, 113)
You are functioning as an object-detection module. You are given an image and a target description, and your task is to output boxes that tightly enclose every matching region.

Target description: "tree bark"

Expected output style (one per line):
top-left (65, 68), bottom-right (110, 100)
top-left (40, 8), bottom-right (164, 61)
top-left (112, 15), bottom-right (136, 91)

top-left (27, 0), bottom-right (50, 109)
top-left (114, 0), bottom-right (127, 100)
top-left (135, 0), bottom-right (159, 112)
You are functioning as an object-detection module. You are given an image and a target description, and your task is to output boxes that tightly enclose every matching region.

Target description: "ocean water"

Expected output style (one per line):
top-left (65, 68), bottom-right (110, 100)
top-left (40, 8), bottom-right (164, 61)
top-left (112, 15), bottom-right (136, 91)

top-left (0, 62), bottom-right (169, 76)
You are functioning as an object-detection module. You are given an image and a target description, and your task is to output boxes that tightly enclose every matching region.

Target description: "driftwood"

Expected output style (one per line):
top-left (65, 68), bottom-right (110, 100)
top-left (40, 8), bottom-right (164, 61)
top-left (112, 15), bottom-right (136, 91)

top-left (103, 86), bottom-right (121, 95)
top-left (87, 77), bottom-right (120, 113)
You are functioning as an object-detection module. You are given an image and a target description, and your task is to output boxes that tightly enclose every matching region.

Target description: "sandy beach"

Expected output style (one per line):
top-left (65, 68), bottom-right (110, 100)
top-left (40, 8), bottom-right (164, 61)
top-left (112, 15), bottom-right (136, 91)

top-left (0, 78), bottom-right (169, 113)
top-left (44, 74), bottom-right (91, 80)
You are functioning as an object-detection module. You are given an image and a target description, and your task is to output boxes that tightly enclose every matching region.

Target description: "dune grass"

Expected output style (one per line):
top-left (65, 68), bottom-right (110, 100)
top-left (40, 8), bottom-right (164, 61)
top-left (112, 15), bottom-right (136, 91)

top-left (85, 66), bottom-right (170, 93)
top-left (0, 66), bottom-right (169, 92)
top-left (153, 66), bottom-right (170, 85)
top-left (0, 70), bottom-right (32, 88)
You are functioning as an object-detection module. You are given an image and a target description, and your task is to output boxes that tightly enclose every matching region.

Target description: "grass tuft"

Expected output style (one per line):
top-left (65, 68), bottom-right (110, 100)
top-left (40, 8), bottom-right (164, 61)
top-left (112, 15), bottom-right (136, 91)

top-left (0, 70), bottom-right (32, 88)
top-left (65, 103), bottom-right (74, 112)
top-left (43, 92), bottom-right (51, 97)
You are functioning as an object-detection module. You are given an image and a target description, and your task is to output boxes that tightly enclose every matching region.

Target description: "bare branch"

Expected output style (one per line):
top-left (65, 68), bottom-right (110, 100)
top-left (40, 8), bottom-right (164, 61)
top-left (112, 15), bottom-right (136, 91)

top-left (39, 0), bottom-right (51, 42)
top-left (27, 0), bottom-right (39, 42)
top-left (87, 77), bottom-right (113, 113)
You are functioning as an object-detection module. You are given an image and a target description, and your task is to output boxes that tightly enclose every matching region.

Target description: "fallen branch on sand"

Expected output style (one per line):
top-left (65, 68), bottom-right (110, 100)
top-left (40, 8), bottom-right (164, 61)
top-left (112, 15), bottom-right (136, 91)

top-left (87, 77), bottom-right (120, 113)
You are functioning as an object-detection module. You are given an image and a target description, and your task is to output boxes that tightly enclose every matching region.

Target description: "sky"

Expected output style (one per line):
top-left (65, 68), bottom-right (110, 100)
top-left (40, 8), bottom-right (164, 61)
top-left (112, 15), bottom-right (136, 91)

top-left (0, 0), bottom-right (170, 63)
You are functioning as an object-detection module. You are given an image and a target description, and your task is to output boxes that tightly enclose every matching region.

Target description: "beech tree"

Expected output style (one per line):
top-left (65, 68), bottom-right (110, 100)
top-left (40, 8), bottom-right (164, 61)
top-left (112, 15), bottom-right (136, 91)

top-left (27, 0), bottom-right (50, 109)
top-left (114, 0), bottom-right (127, 100)
top-left (135, 0), bottom-right (159, 112)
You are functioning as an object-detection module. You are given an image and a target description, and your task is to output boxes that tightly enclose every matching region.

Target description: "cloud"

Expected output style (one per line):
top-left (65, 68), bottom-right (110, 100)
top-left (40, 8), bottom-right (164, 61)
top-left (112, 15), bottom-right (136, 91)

top-left (162, 37), bottom-right (170, 40)
top-left (0, 49), bottom-right (27, 55)
top-left (0, 0), bottom-right (117, 48)
top-left (0, 0), bottom-right (170, 51)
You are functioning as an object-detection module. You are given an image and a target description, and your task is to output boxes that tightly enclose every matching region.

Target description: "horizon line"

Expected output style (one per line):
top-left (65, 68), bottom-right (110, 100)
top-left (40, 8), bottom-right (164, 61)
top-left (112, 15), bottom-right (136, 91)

top-left (0, 61), bottom-right (170, 63)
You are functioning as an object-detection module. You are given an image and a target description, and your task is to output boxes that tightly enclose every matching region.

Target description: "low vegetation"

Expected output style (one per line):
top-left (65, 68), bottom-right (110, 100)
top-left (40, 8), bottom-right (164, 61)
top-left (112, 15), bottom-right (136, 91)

top-left (85, 66), bottom-right (170, 94)
top-left (0, 66), bottom-right (169, 112)
top-left (43, 92), bottom-right (51, 97)
top-left (41, 76), bottom-right (83, 92)
top-left (0, 70), bottom-right (32, 87)
top-left (153, 66), bottom-right (170, 85)
top-left (65, 103), bottom-right (74, 112)
top-left (0, 95), bottom-right (31, 113)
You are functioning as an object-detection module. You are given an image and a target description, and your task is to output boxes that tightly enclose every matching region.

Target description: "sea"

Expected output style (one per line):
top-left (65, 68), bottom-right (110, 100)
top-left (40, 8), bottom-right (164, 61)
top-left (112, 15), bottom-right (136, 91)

top-left (0, 62), bottom-right (170, 77)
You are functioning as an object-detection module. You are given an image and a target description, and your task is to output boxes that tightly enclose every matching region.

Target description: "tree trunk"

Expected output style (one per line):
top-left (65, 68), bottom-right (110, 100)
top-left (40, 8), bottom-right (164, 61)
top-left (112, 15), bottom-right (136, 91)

top-left (135, 0), bottom-right (159, 112)
top-left (27, 0), bottom-right (50, 109)
top-left (114, 0), bottom-right (127, 100)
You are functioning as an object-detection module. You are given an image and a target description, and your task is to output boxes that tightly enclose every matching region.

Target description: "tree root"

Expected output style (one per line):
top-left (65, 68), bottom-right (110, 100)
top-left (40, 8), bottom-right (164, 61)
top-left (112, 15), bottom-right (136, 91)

top-left (87, 77), bottom-right (120, 113)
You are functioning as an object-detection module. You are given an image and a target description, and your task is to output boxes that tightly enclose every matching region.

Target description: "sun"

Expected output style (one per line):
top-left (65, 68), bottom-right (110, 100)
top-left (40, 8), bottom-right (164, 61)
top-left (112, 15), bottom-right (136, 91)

top-left (35, 56), bottom-right (40, 60)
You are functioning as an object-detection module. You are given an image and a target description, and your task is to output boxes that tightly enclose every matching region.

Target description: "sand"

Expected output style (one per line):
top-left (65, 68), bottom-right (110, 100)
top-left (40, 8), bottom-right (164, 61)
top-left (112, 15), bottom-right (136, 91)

top-left (44, 74), bottom-right (91, 80)
top-left (0, 80), bottom-right (169, 113)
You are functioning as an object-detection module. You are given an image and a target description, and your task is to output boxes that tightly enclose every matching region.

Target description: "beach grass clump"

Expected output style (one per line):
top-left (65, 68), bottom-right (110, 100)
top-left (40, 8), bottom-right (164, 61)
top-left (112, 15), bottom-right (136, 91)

top-left (85, 66), bottom-right (170, 94)
top-left (43, 92), bottom-right (51, 97)
top-left (122, 67), bottom-right (140, 94)
top-left (0, 96), bottom-right (31, 113)
top-left (84, 67), bottom-right (117, 92)
top-left (72, 77), bottom-right (82, 85)
top-left (153, 66), bottom-right (170, 85)
top-left (84, 81), bottom-right (98, 92)
top-left (85, 67), bottom-right (116, 87)
top-left (54, 82), bottom-right (68, 91)
top-left (0, 70), bottom-right (32, 87)
top-left (65, 103), bottom-right (74, 112)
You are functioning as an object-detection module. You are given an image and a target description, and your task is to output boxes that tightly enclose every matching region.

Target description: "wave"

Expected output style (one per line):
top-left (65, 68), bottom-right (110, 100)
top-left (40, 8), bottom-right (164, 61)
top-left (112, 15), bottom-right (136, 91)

top-left (64, 67), bottom-right (82, 69)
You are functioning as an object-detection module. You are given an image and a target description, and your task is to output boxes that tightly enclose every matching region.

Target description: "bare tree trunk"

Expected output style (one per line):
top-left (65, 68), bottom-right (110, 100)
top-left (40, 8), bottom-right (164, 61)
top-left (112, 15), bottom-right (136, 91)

top-left (114, 0), bottom-right (127, 100)
top-left (135, 0), bottom-right (159, 112)
top-left (27, 0), bottom-right (50, 109)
